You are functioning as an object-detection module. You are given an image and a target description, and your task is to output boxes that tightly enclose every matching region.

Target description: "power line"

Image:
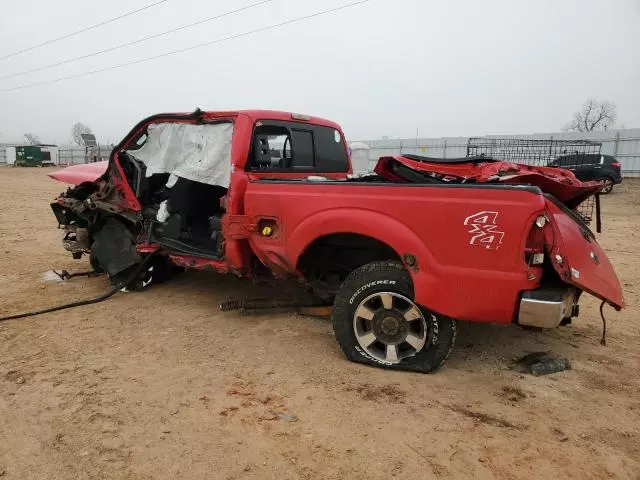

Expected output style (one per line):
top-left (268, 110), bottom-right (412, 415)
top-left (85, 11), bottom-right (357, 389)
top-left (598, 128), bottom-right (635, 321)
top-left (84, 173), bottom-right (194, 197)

top-left (0, 0), bottom-right (274, 81)
top-left (0, 0), bottom-right (373, 94)
top-left (0, 0), bottom-right (170, 62)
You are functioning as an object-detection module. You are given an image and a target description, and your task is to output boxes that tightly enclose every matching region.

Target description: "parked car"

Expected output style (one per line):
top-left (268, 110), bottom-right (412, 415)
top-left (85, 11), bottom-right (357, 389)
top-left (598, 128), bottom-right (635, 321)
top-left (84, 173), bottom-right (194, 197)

top-left (47, 109), bottom-right (624, 373)
top-left (549, 154), bottom-right (622, 194)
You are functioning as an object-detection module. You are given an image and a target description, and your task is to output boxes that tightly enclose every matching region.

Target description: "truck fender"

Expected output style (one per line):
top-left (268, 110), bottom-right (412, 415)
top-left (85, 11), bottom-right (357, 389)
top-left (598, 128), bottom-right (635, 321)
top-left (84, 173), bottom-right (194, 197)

top-left (288, 208), bottom-right (444, 306)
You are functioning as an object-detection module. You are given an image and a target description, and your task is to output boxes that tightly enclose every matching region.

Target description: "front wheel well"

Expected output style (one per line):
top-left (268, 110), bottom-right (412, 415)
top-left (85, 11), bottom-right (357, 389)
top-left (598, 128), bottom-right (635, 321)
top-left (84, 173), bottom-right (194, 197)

top-left (297, 233), bottom-right (402, 298)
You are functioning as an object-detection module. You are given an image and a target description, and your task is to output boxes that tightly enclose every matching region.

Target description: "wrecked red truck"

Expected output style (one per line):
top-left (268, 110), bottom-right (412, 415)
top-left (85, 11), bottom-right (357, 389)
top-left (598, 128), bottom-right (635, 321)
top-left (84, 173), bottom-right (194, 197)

top-left (48, 109), bottom-right (624, 373)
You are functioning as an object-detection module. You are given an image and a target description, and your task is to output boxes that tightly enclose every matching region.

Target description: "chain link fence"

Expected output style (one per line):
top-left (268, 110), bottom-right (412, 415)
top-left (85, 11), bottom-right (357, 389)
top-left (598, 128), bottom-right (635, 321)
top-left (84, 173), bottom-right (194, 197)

top-left (56, 145), bottom-right (113, 166)
top-left (355, 129), bottom-right (640, 177)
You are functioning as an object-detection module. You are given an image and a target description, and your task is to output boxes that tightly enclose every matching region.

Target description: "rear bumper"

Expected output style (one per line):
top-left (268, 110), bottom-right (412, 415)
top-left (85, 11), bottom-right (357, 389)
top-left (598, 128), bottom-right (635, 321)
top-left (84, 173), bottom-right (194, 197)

top-left (517, 287), bottom-right (577, 328)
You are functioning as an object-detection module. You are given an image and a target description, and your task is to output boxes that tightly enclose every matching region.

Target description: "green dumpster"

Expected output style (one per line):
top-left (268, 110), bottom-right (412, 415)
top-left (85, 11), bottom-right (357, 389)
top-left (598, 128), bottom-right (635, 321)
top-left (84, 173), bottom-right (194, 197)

top-left (15, 146), bottom-right (43, 167)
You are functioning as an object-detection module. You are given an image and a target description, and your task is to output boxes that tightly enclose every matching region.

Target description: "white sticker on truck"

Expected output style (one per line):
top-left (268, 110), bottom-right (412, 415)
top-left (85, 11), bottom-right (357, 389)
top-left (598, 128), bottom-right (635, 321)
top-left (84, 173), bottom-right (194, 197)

top-left (464, 211), bottom-right (504, 250)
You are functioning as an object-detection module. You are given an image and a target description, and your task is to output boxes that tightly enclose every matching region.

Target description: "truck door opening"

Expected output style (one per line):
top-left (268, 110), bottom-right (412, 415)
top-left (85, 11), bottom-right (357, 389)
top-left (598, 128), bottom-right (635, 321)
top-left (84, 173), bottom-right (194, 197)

top-left (122, 121), bottom-right (234, 258)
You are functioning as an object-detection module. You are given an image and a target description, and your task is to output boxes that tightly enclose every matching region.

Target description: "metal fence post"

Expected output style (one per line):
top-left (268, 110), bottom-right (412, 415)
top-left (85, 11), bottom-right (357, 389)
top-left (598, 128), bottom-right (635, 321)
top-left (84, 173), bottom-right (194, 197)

top-left (613, 131), bottom-right (621, 156)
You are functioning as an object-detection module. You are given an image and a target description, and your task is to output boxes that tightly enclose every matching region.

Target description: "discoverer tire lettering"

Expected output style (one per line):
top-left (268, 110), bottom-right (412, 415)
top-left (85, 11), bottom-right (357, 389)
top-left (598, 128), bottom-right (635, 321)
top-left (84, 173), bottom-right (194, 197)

top-left (349, 279), bottom-right (397, 305)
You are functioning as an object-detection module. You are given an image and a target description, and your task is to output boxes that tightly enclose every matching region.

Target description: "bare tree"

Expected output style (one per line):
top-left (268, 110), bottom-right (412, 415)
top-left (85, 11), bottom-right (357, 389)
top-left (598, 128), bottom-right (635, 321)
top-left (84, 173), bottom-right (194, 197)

top-left (564, 99), bottom-right (617, 132)
top-left (24, 133), bottom-right (41, 145)
top-left (71, 122), bottom-right (93, 145)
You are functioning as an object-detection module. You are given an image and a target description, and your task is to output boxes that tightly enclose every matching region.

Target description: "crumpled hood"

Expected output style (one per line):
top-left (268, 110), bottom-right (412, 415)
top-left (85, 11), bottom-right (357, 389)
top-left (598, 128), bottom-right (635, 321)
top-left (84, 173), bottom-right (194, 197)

top-left (374, 156), bottom-right (602, 208)
top-left (48, 161), bottom-right (109, 185)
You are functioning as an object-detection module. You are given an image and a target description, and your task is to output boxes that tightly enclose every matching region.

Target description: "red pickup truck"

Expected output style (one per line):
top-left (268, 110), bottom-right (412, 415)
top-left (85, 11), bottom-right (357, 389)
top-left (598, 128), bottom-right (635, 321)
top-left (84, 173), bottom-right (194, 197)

top-left (49, 109), bottom-right (624, 373)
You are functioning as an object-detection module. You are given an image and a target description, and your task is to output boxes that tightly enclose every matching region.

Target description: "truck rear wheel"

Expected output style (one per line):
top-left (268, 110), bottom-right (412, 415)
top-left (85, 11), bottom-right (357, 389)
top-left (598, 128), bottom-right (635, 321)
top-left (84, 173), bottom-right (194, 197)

top-left (332, 261), bottom-right (456, 373)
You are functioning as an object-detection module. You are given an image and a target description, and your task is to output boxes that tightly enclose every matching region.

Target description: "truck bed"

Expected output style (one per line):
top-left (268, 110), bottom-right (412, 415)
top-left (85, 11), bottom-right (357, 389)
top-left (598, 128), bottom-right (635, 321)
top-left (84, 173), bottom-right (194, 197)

top-left (244, 179), bottom-right (547, 323)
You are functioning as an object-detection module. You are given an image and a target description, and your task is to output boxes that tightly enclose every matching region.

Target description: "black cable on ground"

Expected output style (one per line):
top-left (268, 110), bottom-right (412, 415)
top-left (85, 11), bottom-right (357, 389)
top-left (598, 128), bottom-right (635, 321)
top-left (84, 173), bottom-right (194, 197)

top-left (599, 300), bottom-right (607, 346)
top-left (0, 251), bottom-right (158, 323)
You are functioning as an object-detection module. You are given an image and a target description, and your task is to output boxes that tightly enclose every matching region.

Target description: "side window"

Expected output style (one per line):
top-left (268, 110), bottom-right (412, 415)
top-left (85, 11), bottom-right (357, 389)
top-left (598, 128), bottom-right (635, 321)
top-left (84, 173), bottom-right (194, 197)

top-left (249, 121), bottom-right (349, 172)
top-left (251, 125), bottom-right (291, 169)
top-left (126, 132), bottom-right (148, 151)
top-left (313, 125), bottom-right (349, 171)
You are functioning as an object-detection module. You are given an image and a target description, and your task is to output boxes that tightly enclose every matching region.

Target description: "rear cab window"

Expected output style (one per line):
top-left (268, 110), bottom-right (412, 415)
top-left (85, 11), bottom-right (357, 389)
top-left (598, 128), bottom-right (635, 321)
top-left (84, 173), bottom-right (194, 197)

top-left (248, 120), bottom-right (349, 173)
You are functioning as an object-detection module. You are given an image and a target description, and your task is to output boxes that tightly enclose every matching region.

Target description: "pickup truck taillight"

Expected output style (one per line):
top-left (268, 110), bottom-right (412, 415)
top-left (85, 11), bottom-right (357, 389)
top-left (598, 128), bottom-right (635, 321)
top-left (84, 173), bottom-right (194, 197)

top-left (524, 215), bottom-right (547, 265)
top-left (611, 162), bottom-right (621, 168)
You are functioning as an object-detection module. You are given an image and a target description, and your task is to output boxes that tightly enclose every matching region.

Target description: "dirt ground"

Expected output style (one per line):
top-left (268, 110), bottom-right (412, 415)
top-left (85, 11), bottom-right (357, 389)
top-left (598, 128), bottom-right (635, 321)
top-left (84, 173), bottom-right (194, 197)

top-left (0, 167), bottom-right (638, 480)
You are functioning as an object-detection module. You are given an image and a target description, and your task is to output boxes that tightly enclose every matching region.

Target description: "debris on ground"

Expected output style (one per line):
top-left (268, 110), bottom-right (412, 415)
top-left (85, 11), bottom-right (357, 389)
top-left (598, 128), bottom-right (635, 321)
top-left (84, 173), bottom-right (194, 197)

top-left (297, 306), bottom-right (333, 317)
top-left (276, 413), bottom-right (298, 422)
top-left (513, 352), bottom-right (572, 375)
top-left (41, 271), bottom-right (64, 283)
top-left (552, 427), bottom-right (570, 442)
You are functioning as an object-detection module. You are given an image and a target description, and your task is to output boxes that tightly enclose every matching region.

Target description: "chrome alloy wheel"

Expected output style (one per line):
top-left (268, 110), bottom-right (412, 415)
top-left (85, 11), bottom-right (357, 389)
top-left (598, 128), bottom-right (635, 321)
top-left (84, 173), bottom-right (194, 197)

top-left (599, 178), bottom-right (614, 194)
top-left (353, 292), bottom-right (428, 364)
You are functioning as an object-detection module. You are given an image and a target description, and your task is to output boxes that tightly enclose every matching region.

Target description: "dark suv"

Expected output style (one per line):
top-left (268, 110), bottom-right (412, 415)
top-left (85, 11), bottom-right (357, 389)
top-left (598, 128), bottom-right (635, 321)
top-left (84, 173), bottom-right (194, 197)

top-left (549, 154), bottom-right (622, 194)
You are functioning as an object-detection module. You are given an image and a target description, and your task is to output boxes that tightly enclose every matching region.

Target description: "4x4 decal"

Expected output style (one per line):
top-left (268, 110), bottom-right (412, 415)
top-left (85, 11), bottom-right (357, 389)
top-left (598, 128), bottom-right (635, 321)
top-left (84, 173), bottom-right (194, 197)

top-left (464, 211), bottom-right (504, 250)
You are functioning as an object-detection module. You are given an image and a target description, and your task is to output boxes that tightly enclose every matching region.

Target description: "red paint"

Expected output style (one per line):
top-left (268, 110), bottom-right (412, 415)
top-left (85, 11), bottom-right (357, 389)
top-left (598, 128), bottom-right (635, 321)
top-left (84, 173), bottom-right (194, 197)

top-left (543, 200), bottom-right (624, 309)
top-left (243, 181), bottom-right (547, 322)
top-left (48, 161), bottom-right (108, 184)
top-left (49, 109), bottom-right (624, 323)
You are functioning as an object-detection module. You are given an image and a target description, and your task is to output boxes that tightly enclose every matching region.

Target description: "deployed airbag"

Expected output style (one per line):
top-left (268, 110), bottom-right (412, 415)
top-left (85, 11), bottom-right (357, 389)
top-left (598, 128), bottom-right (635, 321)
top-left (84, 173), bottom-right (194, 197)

top-left (129, 122), bottom-right (233, 188)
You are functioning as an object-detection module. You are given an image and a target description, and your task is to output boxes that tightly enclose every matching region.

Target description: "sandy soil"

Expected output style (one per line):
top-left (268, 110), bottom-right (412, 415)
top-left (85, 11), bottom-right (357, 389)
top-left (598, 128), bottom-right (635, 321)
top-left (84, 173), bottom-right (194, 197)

top-left (0, 167), bottom-right (638, 480)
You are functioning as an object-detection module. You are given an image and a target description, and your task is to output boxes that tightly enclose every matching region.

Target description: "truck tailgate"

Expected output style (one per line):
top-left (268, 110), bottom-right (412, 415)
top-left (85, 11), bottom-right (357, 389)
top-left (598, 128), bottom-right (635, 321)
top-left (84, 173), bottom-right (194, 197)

top-left (544, 198), bottom-right (624, 309)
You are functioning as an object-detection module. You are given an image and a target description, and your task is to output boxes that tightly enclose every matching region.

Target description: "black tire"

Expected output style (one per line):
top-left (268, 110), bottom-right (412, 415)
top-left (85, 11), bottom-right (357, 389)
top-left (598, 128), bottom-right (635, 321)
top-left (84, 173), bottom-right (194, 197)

top-left (332, 261), bottom-right (456, 373)
top-left (148, 255), bottom-right (185, 284)
top-left (111, 255), bottom-right (184, 291)
top-left (597, 176), bottom-right (614, 194)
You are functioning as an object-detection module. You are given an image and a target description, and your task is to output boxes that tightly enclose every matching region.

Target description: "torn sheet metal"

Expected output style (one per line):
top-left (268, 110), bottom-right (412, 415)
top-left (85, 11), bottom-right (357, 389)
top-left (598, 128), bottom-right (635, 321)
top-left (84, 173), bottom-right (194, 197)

top-left (374, 155), bottom-right (602, 208)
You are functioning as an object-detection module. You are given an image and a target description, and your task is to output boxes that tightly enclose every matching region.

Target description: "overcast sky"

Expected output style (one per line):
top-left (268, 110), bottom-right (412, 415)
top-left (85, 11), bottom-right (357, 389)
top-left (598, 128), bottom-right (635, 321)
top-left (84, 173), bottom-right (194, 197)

top-left (0, 0), bottom-right (638, 144)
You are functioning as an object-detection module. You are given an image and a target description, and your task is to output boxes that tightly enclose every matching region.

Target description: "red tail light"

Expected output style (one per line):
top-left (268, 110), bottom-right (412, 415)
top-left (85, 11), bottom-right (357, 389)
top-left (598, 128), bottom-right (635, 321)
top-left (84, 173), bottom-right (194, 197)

top-left (611, 162), bottom-right (621, 168)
